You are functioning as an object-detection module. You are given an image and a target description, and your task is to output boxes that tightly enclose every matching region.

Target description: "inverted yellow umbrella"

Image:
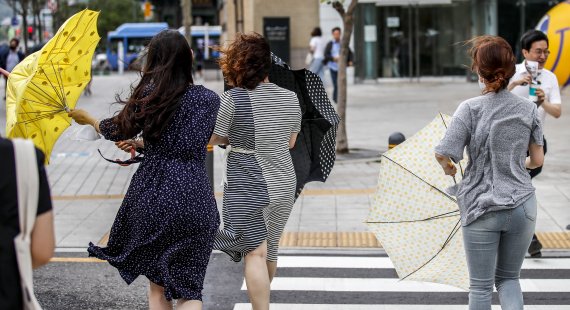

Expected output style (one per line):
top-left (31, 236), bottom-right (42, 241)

top-left (366, 114), bottom-right (470, 290)
top-left (6, 9), bottom-right (100, 163)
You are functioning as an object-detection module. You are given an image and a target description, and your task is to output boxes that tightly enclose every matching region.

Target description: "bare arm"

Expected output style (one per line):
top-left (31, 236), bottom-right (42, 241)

top-left (508, 74), bottom-right (532, 91)
top-left (30, 210), bottom-right (55, 268)
top-left (209, 134), bottom-right (229, 146)
top-left (541, 100), bottom-right (561, 118)
top-left (289, 133), bottom-right (298, 149)
top-left (68, 109), bottom-right (100, 133)
top-left (526, 143), bottom-right (544, 169)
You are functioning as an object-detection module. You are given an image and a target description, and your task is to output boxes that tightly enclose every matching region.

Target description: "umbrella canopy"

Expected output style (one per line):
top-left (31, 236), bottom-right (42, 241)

top-left (268, 54), bottom-right (340, 197)
top-left (366, 114), bottom-right (469, 290)
top-left (6, 9), bottom-right (100, 163)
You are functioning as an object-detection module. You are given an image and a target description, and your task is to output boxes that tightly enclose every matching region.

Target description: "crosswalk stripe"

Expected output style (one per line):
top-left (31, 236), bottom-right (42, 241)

top-left (233, 305), bottom-right (570, 310)
top-left (277, 256), bottom-right (570, 270)
top-left (241, 278), bottom-right (570, 292)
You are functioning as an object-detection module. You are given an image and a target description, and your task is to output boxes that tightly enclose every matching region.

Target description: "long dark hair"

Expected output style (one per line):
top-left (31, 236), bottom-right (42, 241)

top-left (114, 30), bottom-right (194, 143)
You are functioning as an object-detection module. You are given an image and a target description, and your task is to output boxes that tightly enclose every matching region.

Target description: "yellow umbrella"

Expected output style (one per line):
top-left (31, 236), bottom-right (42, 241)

top-left (6, 9), bottom-right (100, 163)
top-left (366, 114), bottom-right (470, 290)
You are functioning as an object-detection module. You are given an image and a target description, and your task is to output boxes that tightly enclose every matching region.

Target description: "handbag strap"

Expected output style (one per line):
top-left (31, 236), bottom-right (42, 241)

top-left (13, 139), bottom-right (39, 240)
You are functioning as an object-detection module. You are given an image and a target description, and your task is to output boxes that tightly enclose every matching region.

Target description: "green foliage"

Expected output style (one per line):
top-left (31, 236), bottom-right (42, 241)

top-left (53, 0), bottom-right (144, 51)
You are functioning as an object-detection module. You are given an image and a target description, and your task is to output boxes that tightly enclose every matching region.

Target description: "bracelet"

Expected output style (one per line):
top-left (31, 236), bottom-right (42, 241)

top-left (93, 119), bottom-right (101, 133)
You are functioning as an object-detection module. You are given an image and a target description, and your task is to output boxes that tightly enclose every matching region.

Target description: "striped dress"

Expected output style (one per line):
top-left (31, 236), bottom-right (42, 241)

top-left (213, 83), bottom-right (301, 262)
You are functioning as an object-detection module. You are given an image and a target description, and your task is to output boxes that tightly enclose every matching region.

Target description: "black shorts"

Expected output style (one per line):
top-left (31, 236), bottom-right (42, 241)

top-left (528, 137), bottom-right (547, 179)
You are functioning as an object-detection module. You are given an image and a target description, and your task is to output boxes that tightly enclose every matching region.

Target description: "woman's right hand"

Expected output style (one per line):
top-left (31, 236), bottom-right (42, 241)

top-left (116, 141), bottom-right (135, 153)
top-left (115, 140), bottom-right (143, 153)
top-left (442, 161), bottom-right (457, 176)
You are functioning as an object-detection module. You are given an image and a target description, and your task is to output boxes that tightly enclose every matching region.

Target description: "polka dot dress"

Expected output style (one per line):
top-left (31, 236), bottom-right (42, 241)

top-left (87, 85), bottom-right (220, 302)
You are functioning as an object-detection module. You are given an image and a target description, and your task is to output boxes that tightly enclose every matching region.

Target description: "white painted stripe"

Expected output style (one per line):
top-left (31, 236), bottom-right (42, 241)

top-left (277, 256), bottom-right (570, 270)
top-left (241, 278), bottom-right (570, 292)
top-left (233, 305), bottom-right (570, 310)
top-left (55, 247), bottom-right (88, 253)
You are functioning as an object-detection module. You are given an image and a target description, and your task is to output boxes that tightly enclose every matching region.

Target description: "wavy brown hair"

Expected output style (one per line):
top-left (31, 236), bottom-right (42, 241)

top-left (468, 35), bottom-right (516, 94)
top-left (113, 30), bottom-right (194, 143)
top-left (218, 33), bottom-right (271, 90)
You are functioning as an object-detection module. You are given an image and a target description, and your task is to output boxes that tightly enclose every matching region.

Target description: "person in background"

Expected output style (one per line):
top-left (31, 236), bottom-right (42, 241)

top-left (508, 29), bottom-right (562, 258)
top-left (435, 35), bottom-right (544, 309)
top-left (308, 27), bottom-right (326, 81)
top-left (0, 38), bottom-right (25, 100)
top-left (0, 137), bottom-right (55, 309)
top-left (323, 27), bottom-right (353, 103)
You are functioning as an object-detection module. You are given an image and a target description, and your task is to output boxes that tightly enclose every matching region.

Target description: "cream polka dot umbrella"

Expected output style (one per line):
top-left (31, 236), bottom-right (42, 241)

top-left (366, 114), bottom-right (469, 291)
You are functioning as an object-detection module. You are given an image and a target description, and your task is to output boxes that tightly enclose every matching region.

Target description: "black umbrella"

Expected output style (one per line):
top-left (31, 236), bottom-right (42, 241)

top-left (268, 54), bottom-right (340, 197)
top-left (223, 54), bottom-right (340, 197)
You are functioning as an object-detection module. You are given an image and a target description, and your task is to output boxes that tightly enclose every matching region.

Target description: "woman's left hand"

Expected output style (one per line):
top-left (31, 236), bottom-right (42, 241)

top-left (68, 109), bottom-right (96, 126)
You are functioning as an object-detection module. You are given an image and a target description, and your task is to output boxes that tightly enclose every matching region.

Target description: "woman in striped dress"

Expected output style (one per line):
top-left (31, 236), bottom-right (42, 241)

top-left (209, 33), bottom-right (301, 309)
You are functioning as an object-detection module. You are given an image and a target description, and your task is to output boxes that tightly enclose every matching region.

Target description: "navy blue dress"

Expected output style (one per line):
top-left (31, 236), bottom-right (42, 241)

top-left (88, 85), bottom-right (220, 301)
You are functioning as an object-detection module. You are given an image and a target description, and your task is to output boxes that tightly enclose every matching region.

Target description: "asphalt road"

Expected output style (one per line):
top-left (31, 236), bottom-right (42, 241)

top-left (35, 251), bottom-right (570, 310)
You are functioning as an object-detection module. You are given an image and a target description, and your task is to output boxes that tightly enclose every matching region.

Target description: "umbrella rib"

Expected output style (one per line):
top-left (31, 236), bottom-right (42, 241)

top-left (400, 218), bottom-right (462, 282)
top-left (381, 155), bottom-right (457, 203)
top-left (19, 108), bottom-right (63, 115)
top-left (22, 97), bottom-right (64, 109)
top-left (19, 112), bottom-right (60, 124)
top-left (366, 210), bottom-right (459, 224)
top-left (48, 61), bottom-right (67, 105)
top-left (27, 81), bottom-right (64, 108)
top-left (439, 112), bottom-right (465, 177)
top-left (52, 62), bottom-right (68, 109)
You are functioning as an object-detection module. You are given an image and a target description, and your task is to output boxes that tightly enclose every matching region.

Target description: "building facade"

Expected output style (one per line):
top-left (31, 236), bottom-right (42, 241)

top-left (350, 0), bottom-right (560, 81)
top-left (219, 0), bottom-right (319, 69)
top-left (150, 0), bottom-right (220, 28)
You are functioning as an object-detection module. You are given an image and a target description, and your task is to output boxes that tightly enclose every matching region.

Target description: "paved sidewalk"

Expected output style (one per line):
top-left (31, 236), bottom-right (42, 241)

top-left (1, 72), bottom-right (568, 250)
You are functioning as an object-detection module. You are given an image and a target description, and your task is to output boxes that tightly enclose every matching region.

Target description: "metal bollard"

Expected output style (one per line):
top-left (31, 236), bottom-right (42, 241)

top-left (206, 144), bottom-right (214, 189)
top-left (388, 132), bottom-right (406, 149)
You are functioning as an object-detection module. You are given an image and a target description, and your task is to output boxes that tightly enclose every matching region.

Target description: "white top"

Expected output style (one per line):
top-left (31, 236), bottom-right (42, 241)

top-left (309, 36), bottom-right (327, 59)
top-left (510, 62), bottom-right (562, 126)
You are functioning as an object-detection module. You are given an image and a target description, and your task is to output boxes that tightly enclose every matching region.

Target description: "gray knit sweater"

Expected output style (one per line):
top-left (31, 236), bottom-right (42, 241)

top-left (435, 89), bottom-right (543, 226)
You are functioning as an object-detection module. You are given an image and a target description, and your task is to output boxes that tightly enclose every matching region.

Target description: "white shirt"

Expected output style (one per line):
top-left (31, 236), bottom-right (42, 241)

top-left (309, 36), bottom-right (326, 59)
top-left (6, 50), bottom-right (19, 72)
top-left (510, 62), bottom-right (562, 126)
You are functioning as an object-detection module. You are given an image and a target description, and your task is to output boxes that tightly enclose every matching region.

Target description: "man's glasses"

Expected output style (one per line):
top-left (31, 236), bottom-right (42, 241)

top-left (531, 49), bottom-right (550, 56)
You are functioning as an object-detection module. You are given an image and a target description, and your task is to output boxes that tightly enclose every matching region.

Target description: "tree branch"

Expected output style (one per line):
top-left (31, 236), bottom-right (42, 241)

top-left (346, 0), bottom-right (358, 15)
top-left (332, 1), bottom-right (345, 17)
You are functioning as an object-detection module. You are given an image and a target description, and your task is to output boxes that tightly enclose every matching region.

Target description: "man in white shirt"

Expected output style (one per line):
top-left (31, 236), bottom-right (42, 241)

top-left (508, 30), bottom-right (562, 258)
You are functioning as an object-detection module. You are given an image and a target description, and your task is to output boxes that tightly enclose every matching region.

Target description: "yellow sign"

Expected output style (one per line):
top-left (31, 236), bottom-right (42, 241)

top-left (536, 1), bottom-right (570, 88)
top-left (144, 1), bottom-right (152, 19)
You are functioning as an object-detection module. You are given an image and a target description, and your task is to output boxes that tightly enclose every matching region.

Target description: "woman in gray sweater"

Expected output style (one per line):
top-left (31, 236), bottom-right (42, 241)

top-left (435, 36), bottom-right (544, 310)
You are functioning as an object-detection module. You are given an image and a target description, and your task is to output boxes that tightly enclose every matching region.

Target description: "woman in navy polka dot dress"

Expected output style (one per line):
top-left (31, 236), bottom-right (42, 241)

top-left (69, 30), bottom-right (220, 309)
